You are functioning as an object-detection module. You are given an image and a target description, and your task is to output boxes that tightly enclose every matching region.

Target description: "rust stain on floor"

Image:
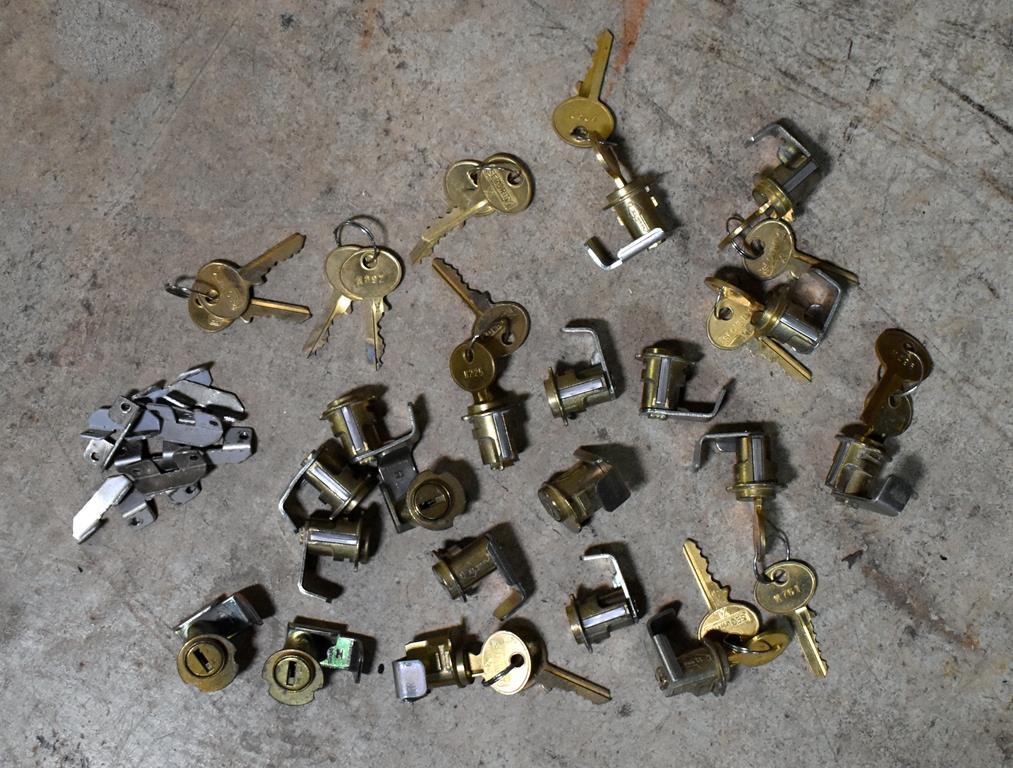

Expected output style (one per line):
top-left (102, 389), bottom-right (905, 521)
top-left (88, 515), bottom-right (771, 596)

top-left (609, 0), bottom-right (650, 90)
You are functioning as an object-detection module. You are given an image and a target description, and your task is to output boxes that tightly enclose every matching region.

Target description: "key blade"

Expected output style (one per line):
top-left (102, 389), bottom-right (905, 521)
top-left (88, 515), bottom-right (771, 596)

top-left (303, 293), bottom-right (353, 356)
top-left (579, 29), bottom-right (614, 99)
top-left (411, 201), bottom-right (488, 264)
top-left (793, 608), bottom-right (828, 677)
top-left (239, 233), bottom-right (306, 284)
top-left (432, 257), bottom-right (492, 316)
top-left (365, 297), bottom-right (388, 370)
top-left (536, 662), bottom-right (611, 704)
top-left (682, 538), bottom-right (730, 610)
top-left (243, 298), bottom-right (311, 323)
top-left (754, 338), bottom-right (812, 382)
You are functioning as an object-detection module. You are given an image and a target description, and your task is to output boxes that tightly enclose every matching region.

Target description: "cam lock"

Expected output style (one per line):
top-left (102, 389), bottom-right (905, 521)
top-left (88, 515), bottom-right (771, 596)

top-left (290, 515), bottom-right (372, 601)
top-left (584, 133), bottom-right (670, 270)
top-left (538, 448), bottom-right (630, 532)
top-left (694, 430), bottom-right (780, 569)
top-left (705, 272), bottom-right (843, 382)
top-left (544, 325), bottom-right (616, 423)
top-left (392, 629), bottom-right (476, 701)
top-left (278, 443), bottom-right (373, 522)
top-left (825, 329), bottom-right (933, 516)
top-left (173, 591), bottom-right (262, 693)
top-left (566, 552), bottom-right (639, 650)
top-left (720, 121), bottom-right (820, 255)
top-left (321, 393), bottom-right (385, 463)
top-left (636, 343), bottom-right (730, 421)
top-left (431, 532), bottom-right (529, 620)
top-left (263, 618), bottom-right (364, 705)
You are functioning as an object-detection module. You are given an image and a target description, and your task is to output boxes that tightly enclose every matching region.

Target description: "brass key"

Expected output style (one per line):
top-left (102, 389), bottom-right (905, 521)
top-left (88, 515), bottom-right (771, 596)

top-left (754, 560), bottom-right (827, 678)
top-left (743, 218), bottom-right (860, 285)
top-left (683, 539), bottom-right (761, 640)
top-left (450, 339), bottom-right (521, 471)
top-left (410, 154), bottom-right (533, 263)
top-left (432, 257), bottom-right (530, 357)
top-left (303, 245), bottom-right (361, 356)
top-left (552, 30), bottom-right (616, 147)
top-left (186, 233), bottom-right (311, 330)
top-left (860, 329), bottom-right (932, 435)
top-left (338, 246), bottom-right (403, 369)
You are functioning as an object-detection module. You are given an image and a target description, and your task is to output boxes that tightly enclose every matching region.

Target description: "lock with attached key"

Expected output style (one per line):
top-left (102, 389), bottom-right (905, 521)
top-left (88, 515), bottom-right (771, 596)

top-left (694, 429), bottom-right (780, 570)
top-left (825, 329), bottom-right (933, 515)
top-left (262, 618), bottom-right (364, 705)
top-left (566, 552), bottom-right (639, 650)
top-left (544, 325), bottom-right (616, 422)
top-left (173, 591), bottom-right (262, 693)
top-left (431, 531), bottom-right (529, 620)
top-left (538, 448), bottom-right (630, 532)
top-left (392, 627), bottom-right (477, 701)
top-left (636, 343), bottom-right (730, 420)
top-left (719, 121), bottom-right (820, 255)
top-left (739, 218), bottom-right (859, 286)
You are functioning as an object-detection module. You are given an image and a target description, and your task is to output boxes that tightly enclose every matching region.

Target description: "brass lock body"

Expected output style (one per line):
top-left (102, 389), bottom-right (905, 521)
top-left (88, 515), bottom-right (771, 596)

top-left (585, 133), bottom-right (670, 270)
top-left (650, 611), bottom-right (730, 698)
top-left (695, 430), bottom-right (780, 568)
top-left (296, 514), bottom-right (372, 601)
top-left (173, 592), bottom-right (262, 693)
top-left (263, 618), bottom-right (364, 705)
top-left (720, 121), bottom-right (820, 255)
top-left (825, 329), bottom-right (933, 516)
top-left (278, 443), bottom-right (373, 524)
top-left (462, 398), bottom-right (520, 470)
top-left (637, 343), bottom-right (730, 421)
top-left (544, 326), bottom-right (616, 423)
top-left (321, 393), bottom-right (384, 463)
top-left (539, 448), bottom-right (630, 532)
top-left (566, 552), bottom-right (639, 650)
top-left (392, 629), bottom-right (477, 701)
top-left (431, 532), bottom-right (529, 620)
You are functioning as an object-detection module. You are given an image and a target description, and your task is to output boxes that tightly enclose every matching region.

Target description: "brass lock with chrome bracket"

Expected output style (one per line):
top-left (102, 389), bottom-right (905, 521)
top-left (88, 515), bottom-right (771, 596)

top-left (392, 627), bottom-right (477, 701)
top-left (566, 552), bottom-right (640, 650)
top-left (550, 29), bottom-right (670, 270)
top-left (538, 448), bottom-right (630, 532)
top-left (694, 429), bottom-right (780, 570)
top-left (431, 531), bottom-right (529, 620)
top-left (825, 329), bottom-right (933, 515)
top-left (636, 342), bottom-right (731, 421)
top-left (705, 271), bottom-right (844, 383)
top-left (544, 325), bottom-right (616, 422)
top-left (173, 591), bottom-right (262, 693)
top-left (719, 121), bottom-right (820, 256)
top-left (320, 392), bottom-right (385, 463)
top-left (450, 337), bottom-right (522, 471)
top-left (262, 618), bottom-right (364, 705)
top-left (277, 441), bottom-right (374, 522)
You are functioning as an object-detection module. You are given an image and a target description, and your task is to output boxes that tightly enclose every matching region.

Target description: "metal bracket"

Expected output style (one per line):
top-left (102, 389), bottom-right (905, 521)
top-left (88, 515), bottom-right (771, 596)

top-left (173, 592), bottom-right (262, 641)
top-left (72, 475), bottom-right (133, 542)
top-left (278, 444), bottom-right (373, 531)
top-left (636, 346), bottom-right (730, 421)
top-left (586, 227), bottom-right (668, 270)
top-left (746, 121), bottom-right (819, 198)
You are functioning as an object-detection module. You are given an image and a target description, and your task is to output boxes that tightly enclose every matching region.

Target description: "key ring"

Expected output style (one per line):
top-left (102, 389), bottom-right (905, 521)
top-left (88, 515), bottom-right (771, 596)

top-left (754, 525), bottom-right (791, 581)
top-left (334, 217), bottom-right (380, 265)
top-left (726, 216), bottom-right (763, 260)
top-left (876, 350), bottom-right (926, 404)
top-left (164, 276), bottom-right (218, 301)
top-left (480, 654), bottom-right (525, 687)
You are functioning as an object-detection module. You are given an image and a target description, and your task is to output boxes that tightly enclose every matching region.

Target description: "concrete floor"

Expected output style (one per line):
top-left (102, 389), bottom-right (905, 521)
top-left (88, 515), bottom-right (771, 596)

top-left (1, 0), bottom-right (1010, 765)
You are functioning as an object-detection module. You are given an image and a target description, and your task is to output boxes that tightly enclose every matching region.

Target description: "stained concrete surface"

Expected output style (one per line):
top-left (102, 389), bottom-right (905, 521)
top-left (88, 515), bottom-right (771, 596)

top-left (1, 0), bottom-right (1011, 766)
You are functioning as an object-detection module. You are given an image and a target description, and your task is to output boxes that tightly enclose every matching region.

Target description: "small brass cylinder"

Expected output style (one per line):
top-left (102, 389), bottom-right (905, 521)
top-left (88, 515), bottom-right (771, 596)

top-left (566, 587), bottom-right (636, 650)
top-left (302, 516), bottom-right (371, 566)
top-left (462, 400), bottom-right (518, 470)
top-left (432, 538), bottom-right (496, 600)
top-left (730, 433), bottom-right (778, 502)
top-left (263, 644), bottom-right (323, 705)
top-left (176, 633), bottom-right (238, 693)
top-left (756, 290), bottom-right (822, 354)
top-left (655, 639), bottom-right (729, 698)
top-left (405, 470), bottom-right (465, 530)
top-left (605, 179), bottom-right (662, 240)
top-left (303, 453), bottom-right (373, 515)
top-left (544, 366), bottom-right (613, 421)
top-left (638, 346), bottom-right (690, 418)
top-left (321, 394), bottom-right (383, 461)
top-left (751, 175), bottom-right (794, 218)
top-left (538, 451), bottom-right (628, 532)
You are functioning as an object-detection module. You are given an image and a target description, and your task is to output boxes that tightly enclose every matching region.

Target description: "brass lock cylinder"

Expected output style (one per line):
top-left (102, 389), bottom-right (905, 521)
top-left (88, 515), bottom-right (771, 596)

top-left (567, 588), bottom-right (634, 648)
top-left (605, 179), bottom-right (663, 242)
top-left (754, 288), bottom-right (823, 354)
top-left (538, 449), bottom-right (630, 532)
top-left (321, 393), bottom-right (383, 462)
top-left (302, 515), bottom-right (371, 566)
top-left (404, 470), bottom-right (466, 530)
top-left (432, 539), bottom-right (497, 600)
top-left (264, 639), bottom-right (323, 706)
top-left (638, 346), bottom-right (690, 417)
top-left (728, 432), bottom-right (778, 504)
top-left (173, 592), bottom-right (262, 693)
top-left (303, 450), bottom-right (372, 513)
top-left (462, 399), bottom-right (518, 471)
top-left (544, 366), bottom-right (612, 421)
top-left (825, 433), bottom-right (912, 516)
top-left (392, 632), bottom-right (476, 701)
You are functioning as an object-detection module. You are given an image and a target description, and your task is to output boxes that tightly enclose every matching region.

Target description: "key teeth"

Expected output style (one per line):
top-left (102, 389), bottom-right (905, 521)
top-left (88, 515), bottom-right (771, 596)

top-left (419, 207), bottom-right (467, 252)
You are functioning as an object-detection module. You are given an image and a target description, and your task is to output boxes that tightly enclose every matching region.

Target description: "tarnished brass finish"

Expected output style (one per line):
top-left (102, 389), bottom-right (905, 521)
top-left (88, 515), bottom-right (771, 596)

top-left (566, 553), bottom-right (639, 650)
top-left (450, 338), bottom-right (521, 470)
top-left (404, 470), bottom-right (465, 530)
top-left (297, 514), bottom-right (372, 601)
top-left (431, 532), bottom-right (528, 620)
top-left (544, 326), bottom-right (615, 423)
top-left (538, 448), bottom-right (629, 532)
top-left (392, 630), bottom-right (480, 701)
top-left (719, 122), bottom-right (820, 254)
top-left (551, 30), bottom-right (615, 147)
top-left (742, 218), bottom-right (859, 285)
top-left (826, 329), bottom-right (933, 515)
top-left (320, 393), bottom-right (383, 462)
top-left (173, 592), bottom-right (262, 693)
top-left (278, 444), bottom-right (373, 526)
top-left (637, 343), bottom-right (730, 421)
top-left (694, 431), bottom-right (780, 569)
top-left (263, 619), bottom-right (363, 706)
top-left (584, 133), bottom-right (670, 270)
